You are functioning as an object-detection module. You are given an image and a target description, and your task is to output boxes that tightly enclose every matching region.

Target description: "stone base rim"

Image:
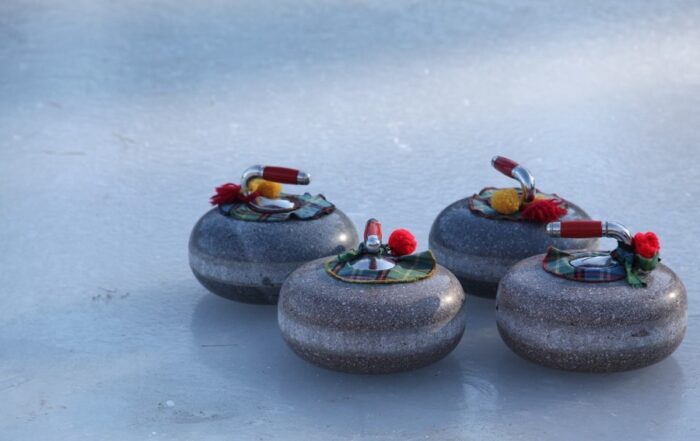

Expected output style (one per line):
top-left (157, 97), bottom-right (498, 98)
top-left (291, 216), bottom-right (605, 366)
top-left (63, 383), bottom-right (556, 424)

top-left (192, 269), bottom-right (280, 305)
top-left (282, 328), bottom-right (464, 374)
top-left (496, 323), bottom-right (686, 373)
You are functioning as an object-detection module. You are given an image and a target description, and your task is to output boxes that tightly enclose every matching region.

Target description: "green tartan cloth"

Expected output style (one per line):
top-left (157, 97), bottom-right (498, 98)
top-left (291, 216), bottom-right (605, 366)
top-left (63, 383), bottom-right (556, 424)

top-left (542, 247), bottom-right (627, 283)
top-left (219, 193), bottom-right (335, 222)
top-left (468, 187), bottom-right (568, 221)
top-left (542, 246), bottom-right (659, 288)
top-left (611, 246), bottom-right (659, 288)
top-left (325, 249), bottom-right (437, 284)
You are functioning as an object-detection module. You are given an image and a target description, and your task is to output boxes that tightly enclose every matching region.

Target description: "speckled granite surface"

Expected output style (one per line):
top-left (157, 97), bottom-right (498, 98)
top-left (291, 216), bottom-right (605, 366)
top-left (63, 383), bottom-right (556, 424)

top-left (189, 207), bottom-right (357, 304)
top-left (430, 198), bottom-right (597, 297)
top-left (496, 255), bottom-right (687, 372)
top-left (279, 259), bottom-right (466, 373)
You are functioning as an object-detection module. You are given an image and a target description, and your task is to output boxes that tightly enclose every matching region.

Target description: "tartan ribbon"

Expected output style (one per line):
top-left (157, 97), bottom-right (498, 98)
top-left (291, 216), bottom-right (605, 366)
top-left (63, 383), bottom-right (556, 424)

top-left (542, 247), bottom-right (626, 283)
top-left (542, 246), bottom-right (659, 288)
top-left (468, 187), bottom-right (568, 221)
top-left (219, 193), bottom-right (335, 222)
top-left (325, 249), bottom-right (437, 284)
top-left (611, 246), bottom-right (659, 288)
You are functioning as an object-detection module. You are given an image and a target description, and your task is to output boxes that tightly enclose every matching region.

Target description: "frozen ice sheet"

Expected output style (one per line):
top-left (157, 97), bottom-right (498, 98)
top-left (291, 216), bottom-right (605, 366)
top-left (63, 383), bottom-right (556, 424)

top-left (1, 1), bottom-right (699, 439)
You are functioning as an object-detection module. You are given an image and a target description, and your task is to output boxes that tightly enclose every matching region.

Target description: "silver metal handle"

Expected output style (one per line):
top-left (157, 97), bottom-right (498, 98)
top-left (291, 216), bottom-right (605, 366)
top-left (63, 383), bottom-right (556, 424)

top-left (491, 156), bottom-right (536, 203)
top-left (546, 220), bottom-right (632, 245)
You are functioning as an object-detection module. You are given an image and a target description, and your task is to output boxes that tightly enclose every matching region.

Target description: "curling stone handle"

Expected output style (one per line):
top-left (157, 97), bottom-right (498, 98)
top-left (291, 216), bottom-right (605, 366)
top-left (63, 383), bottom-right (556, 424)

top-left (492, 156), bottom-right (519, 176)
top-left (548, 220), bottom-right (602, 238)
top-left (547, 220), bottom-right (633, 245)
top-left (241, 165), bottom-right (311, 194)
top-left (363, 218), bottom-right (383, 253)
top-left (364, 218), bottom-right (383, 242)
top-left (491, 156), bottom-right (536, 203)
top-left (263, 166), bottom-right (310, 185)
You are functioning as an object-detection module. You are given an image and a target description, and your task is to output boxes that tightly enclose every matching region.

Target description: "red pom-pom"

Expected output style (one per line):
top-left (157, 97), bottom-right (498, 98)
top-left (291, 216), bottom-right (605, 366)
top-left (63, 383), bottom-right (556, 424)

top-left (633, 232), bottom-right (660, 258)
top-left (521, 199), bottom-right (567, 223)
top-left (210, 183), bottom-right (243, 205)
top-left (388, 229), bottom-right (417, 256)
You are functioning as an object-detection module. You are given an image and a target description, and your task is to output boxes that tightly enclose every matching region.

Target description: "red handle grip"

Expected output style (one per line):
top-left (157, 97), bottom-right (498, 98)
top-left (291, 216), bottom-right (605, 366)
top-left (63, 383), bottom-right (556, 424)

top-left (364, 218), bottom-right (383, 242)
top-left (560, 220), bottom-right (603, 238)
top-left (262, 166), bottom-right (301, 184)
top-left (492, 156), bottom-right (519, 177)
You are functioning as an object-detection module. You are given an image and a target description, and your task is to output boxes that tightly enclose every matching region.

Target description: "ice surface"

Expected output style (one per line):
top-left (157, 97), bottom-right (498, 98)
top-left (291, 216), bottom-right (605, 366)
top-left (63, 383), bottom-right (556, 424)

top-left (1, 0), bottom-right (699, 439)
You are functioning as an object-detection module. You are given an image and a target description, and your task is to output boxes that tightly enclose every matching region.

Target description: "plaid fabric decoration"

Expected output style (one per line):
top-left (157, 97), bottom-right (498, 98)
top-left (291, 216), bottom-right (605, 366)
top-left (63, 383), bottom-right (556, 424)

top-left (468, 187), bottom-right (568, 221)
top-left (325, 250), bottom-right (437, 284)
top-left (611, 246), bottom-right (659, 288)
top-left (542, 246), bottom-right (659, 287)
top-left (219, 193), bottom-right (335, 222)
top-left (542, 247), bottom-right (627, 283)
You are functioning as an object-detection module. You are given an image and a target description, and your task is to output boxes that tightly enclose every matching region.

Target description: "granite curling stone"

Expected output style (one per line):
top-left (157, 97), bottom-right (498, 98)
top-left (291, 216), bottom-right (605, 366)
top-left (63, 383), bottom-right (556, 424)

top-left (189, 165), bottom-right (358, 304)
top-left (430, 155), bottom-right (598, 298)
top-left (278, 218), bottom-right (467, 374)
top-left (496, 220), bottom-right (687, 372)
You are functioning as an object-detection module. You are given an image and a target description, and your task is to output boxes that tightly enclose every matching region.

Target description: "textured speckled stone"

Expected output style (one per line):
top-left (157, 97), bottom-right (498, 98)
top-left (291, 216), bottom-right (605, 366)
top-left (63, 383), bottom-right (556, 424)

top-left (496, 254), bottom-right (688, 372)
top-left (278, 258), bottom-right (466, 374)
top-left (189, 208), bottom-right (358, 304)
top-left (429, 197), bottom-right (598, 298)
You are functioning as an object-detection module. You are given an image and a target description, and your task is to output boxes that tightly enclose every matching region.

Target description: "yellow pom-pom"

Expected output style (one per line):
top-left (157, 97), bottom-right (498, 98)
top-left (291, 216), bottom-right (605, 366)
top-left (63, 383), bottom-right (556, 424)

top-left (491, 188), bottom-right (521, 215)
top-left (250, 179), bottom-right (283, 199)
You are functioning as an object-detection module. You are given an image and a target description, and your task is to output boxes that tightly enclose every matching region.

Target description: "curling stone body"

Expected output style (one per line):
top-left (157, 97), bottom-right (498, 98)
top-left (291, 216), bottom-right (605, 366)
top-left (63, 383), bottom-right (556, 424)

top-left (429, 199), bottom-right (597, 298)
top-left (496, 255), bottom-right (687, 372)
top-left (278, 259), bottom-right (466, 374)
top-left (189, 208), bottom-right (358, 304)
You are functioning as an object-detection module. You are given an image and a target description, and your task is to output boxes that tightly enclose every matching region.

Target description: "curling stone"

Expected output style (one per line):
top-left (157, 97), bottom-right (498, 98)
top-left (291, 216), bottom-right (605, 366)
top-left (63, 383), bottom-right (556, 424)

top-left (430, 156), bottom-right (598, 298)
top-left (496, 220), bottom-right (687, 372)
top-left (189, 165), bottom-right (358, 304)
top-left (278, 219), bottom-right (466, 374)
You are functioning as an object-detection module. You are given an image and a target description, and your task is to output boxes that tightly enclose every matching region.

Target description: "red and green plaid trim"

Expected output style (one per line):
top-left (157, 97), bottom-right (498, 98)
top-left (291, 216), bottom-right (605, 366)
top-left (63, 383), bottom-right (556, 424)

top-left (468, 187), bottom-right (568, 221)
top-left (325, 250), bottom-right (437, 284)
top-left (542, 246), bottom-right (659, 288)
top-left (219, 193), bottom-right (335, 222)
top-left (612, 247), bottom-right (659, 288)
top-left (542, 247), bottom-right (626, 283)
